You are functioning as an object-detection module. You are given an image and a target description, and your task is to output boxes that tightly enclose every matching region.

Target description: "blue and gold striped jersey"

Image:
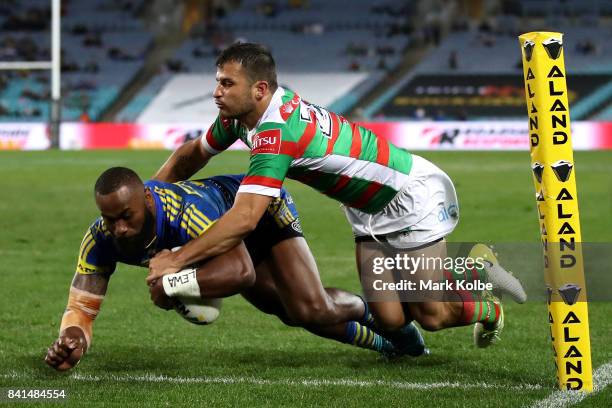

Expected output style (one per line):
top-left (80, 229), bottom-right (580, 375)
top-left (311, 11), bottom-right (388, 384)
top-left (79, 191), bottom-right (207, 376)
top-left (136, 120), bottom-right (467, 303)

top-left (76, 175), bottom-right (243, 276)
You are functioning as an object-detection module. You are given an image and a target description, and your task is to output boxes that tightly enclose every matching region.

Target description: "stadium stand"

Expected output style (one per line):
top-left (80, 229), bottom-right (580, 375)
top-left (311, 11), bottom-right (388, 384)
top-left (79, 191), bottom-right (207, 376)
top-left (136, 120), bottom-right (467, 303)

top-left (592, 102), bottom-right (612, 120)
top-left (119, 0), bottom-right (414, 122)
top-left (362, 1), bottom-right (612, 121)
top-left (0, 0), bottom-right (151, 122)
top-left (2, 0), bottom-right (611, 123)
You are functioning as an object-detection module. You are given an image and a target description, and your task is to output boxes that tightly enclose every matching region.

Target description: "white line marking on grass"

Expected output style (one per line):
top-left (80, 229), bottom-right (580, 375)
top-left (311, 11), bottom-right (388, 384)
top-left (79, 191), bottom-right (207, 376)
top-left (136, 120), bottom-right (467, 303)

top-left (531, 361), bottom-right (612, 408)
top-left (1, 371), bottom-right (542, 391)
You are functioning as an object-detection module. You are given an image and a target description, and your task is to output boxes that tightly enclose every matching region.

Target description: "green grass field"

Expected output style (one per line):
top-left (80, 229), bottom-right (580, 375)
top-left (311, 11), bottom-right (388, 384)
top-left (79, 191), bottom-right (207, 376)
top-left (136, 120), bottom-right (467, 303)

top-left (0, 150), bottom-right (610, 407)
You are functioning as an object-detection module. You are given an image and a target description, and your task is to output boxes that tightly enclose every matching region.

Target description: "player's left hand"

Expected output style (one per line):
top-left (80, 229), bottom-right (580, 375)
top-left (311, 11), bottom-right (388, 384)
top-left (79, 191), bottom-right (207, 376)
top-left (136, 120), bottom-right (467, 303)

top-left (148, 278), bottom-right (175, 310)
top-left (146, 249), bottom-right (181, 285)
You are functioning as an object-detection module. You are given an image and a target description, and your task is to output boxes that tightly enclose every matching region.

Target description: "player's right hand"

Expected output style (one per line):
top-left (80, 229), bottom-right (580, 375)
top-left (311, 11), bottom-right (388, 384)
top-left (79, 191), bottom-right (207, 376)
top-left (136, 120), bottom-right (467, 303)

top-left (44, 326), bottom-right (86, 371)
top-left (149, 278), bottom-right (176, 310)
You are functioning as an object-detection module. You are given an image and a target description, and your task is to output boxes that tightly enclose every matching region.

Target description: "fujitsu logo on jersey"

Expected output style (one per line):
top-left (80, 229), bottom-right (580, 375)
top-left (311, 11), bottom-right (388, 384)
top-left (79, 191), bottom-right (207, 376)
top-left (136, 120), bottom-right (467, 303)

top-left (251, 129), bottom-right (281, 155)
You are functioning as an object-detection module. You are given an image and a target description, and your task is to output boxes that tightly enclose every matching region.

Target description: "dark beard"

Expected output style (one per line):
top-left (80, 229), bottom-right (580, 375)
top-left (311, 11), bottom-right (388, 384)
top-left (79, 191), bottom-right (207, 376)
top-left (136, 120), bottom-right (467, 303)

top-left (113, 208), bottom-right (155, 259)
top-left (223, 101), bottom-right (255, 120)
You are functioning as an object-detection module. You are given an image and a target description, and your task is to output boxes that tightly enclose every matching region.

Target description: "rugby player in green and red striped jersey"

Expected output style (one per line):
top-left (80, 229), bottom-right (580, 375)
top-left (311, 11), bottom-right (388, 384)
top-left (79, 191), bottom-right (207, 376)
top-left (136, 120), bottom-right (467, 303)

top-left (148, 43), bottom-right (526, 351)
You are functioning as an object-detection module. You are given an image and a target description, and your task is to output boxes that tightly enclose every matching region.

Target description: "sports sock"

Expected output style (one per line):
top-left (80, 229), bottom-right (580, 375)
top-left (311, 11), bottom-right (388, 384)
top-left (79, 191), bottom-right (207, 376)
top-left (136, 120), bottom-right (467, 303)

top-left (343, 321), bottom-right (393, 353)
top-left (458, 292), bottom-right (501, 326)
top-left (357, 295), bottom-right (377, 329)
top-left (440, 266), bottom-right (500, 326)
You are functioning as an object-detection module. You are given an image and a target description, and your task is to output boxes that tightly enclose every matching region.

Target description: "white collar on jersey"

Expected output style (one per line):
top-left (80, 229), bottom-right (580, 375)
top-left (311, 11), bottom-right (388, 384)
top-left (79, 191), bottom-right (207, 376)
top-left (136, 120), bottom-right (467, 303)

top-left (246, 86), bottom-right (286, 140)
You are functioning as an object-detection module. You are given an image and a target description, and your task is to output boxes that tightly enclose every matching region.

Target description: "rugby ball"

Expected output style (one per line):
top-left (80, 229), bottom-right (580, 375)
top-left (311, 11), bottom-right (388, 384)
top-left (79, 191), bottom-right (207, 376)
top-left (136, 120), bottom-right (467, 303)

top-left (173, 297), bottom-right (222, 325)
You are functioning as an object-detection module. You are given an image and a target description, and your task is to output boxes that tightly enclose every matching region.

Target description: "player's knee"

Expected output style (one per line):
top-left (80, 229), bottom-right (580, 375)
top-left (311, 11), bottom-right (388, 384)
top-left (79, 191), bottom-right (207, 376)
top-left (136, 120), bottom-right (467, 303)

top-left (234, 262), bottom-right (256, 291)
top-left (286, 299), bottom-right (332, 326)
top-left (417, 315), bottom-right (445, 332)
top-left (373, 314), bottom-right (406, 332)
top-left (411, 303), bottom-right (448, 331)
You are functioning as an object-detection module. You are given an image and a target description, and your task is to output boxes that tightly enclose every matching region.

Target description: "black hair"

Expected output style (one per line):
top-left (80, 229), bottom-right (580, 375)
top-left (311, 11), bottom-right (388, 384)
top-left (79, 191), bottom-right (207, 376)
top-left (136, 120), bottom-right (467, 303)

top-left (216, 42), bottom-right (278, 91)
top-left (94, 167), bottom-right (143, 195)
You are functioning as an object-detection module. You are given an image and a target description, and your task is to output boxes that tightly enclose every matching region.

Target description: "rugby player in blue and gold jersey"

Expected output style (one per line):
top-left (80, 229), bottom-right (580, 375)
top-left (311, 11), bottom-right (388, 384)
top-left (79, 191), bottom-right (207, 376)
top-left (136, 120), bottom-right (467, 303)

top-left (45, 167), bottom-right (426, 371)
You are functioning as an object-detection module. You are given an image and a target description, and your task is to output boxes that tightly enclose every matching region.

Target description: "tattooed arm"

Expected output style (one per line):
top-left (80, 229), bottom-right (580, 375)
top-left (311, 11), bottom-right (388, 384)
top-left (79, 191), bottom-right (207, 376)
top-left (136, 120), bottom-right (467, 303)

top-left (44, 273), bottom-right (109, 371)
top-left (153, 137), bottom-right (213, 183)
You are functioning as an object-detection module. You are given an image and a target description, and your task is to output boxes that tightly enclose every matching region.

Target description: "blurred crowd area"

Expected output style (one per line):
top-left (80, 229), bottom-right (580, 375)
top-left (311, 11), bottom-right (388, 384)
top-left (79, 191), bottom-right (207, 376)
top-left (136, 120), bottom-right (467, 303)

top-left (0, 0), bottom-right (148, 121)
top-left (0, 0), bottom-right (610, 122)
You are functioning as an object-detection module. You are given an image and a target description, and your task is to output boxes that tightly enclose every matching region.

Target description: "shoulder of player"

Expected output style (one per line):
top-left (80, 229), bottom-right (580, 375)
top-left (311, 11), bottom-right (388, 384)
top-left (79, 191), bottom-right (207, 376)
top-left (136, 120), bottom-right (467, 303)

top-left (254, 88), bottom-right (300, 130)
top-left (277, 87), bottom-right (300, 114)
top-left (176, 200), bottom-right (219, 233)
top-left (160, 182), bottom-right (220, 221)
top-left (255, 113), bottom-right (304, 141)
top-left (87, 217), bottom-right (112, 241)
top-left (145, 180), bottom-right (186, 202)
top-left (77, 218), bottom-right (116, 275)
top-left (144, 179), bottom-right (168, 190)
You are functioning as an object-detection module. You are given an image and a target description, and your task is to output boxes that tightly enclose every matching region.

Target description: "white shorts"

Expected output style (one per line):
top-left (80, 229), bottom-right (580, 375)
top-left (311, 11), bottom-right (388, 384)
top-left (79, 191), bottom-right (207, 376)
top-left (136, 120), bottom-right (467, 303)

top-left (343, 155), bottom-right (459, 248)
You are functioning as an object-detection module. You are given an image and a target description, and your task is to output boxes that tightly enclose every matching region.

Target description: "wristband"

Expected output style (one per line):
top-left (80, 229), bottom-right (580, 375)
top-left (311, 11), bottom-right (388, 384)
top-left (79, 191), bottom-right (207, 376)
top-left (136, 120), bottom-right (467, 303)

top-left (162, 268), bottom-right (201, 298)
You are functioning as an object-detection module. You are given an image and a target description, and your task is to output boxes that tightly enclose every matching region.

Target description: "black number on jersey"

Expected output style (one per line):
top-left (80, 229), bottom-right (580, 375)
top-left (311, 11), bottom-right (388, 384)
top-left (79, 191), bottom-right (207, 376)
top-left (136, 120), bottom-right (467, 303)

top-left (299, 101), bottom-right (332, 139)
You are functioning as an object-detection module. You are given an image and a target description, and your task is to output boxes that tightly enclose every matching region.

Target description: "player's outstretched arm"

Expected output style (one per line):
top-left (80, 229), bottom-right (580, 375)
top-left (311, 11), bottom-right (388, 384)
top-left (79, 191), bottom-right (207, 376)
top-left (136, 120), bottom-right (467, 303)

top-left (45, 273), bottom-right (108, 371)
top-left (149, 241), bottom-right (255, 309)
top-left (153, 137), bottom-right (213, 183)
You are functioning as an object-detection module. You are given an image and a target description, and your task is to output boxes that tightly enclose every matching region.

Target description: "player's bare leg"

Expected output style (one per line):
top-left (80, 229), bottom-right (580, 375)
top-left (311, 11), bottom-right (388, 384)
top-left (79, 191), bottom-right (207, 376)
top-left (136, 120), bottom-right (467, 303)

top-left (356, 242), bottom-right (427, 356)
top-left (400, 240), bottom-right (464, 331)
top-left (405, 240), bottom-right (513, 348)
top-left (264, 237), bottom-right (364, 326)
top-left (192, 242), bottom-right (256, 298)
top-left (241, 256), bottom-right (396, 355)
top-left (358, 238), bottom-right (509, 349)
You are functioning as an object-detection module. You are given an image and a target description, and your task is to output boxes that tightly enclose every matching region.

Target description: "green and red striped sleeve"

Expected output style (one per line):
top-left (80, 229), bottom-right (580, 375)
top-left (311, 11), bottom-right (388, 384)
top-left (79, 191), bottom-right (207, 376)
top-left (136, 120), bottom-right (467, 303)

top-left (201, 115), bottom-right (240, 154)
top-left (238, 124), bottom-right (297, 197)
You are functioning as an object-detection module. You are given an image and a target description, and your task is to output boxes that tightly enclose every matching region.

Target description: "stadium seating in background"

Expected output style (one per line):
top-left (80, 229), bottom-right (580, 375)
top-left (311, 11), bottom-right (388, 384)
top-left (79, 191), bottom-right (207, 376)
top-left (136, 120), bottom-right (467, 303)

top-left (119, 0), bottom-right (413, 123)
top-left (3, 0), bottom-right (612, 123)
top-left (362, 5), bottom-right (612, 121)
top-left (0, 0), bottom-right (151, 122)
top-left (592, 102), bottom-right (612, 120)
